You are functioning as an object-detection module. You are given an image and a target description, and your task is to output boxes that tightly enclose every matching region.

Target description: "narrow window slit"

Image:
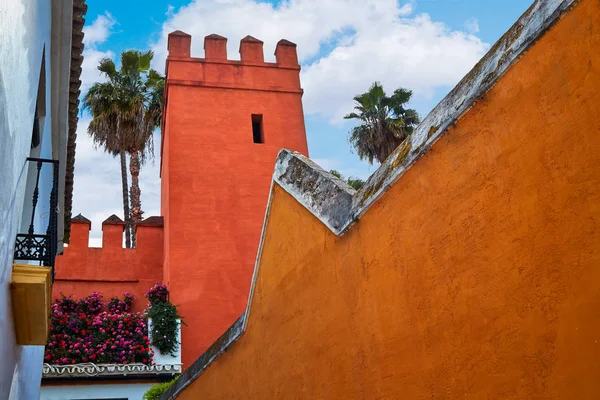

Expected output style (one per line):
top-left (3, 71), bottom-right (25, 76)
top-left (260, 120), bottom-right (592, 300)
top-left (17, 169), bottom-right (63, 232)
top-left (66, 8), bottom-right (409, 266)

top-left (252, 114), bottom-right (263, 144)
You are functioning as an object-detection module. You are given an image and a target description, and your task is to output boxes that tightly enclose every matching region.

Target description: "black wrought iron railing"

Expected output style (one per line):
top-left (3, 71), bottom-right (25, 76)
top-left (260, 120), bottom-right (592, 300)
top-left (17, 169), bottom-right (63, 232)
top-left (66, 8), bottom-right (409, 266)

top-left (13, 157), bottom-right (59, 281)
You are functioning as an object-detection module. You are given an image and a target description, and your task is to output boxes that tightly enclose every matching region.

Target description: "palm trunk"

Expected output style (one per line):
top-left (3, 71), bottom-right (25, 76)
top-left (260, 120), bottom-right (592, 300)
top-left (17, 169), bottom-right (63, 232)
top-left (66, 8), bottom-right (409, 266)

top-left (119, 150), bottom-right (132, 248)
top-left (129, 149), bottom-right (143, 248)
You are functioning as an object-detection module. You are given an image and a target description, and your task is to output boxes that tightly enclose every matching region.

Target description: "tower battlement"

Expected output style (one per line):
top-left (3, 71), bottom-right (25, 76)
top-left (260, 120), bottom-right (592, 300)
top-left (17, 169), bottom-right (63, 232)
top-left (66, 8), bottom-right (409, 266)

top-left (164, 32), bottom-right (302, 95)
top-left (67, 214), bottom-right (163, 251)
top-left (167, 31), bottom-right (299, 67)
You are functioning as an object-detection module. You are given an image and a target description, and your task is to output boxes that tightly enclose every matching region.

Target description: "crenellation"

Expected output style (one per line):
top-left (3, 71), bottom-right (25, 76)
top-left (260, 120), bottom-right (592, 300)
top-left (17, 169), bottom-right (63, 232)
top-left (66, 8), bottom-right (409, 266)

top-left (101, 214), bottom-right (125, 249)
top-left (135, 216), bottom-right (164, 249)
top-left (69, 214), bottom-right (91, 248)
top-left (53, 214), bottom-right (164, 313)
top-left (204, 33), bottom-right (227, 60)
top-left (166, 32), bottom-right (299, 68)
top-left (239, 35), bottom-right (264, 63)
top-left (66, 214), bottom-right (163, 251)
top-left (165, 32), bottom-right (302, 98)
top-left (168, 30), bottom-right (192, 58)
top-left (275, 39), bottom-right (298, 66)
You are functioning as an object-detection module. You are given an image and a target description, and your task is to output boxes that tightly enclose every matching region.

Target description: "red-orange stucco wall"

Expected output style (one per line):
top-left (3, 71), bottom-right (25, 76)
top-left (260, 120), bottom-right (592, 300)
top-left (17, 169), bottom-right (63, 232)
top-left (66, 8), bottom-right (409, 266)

top-left (176, 0), bottom-right (600, 398)
top-left (161, 35), bottom-right (309, 366)
top-left (53, 220), bottom-right (164, 313)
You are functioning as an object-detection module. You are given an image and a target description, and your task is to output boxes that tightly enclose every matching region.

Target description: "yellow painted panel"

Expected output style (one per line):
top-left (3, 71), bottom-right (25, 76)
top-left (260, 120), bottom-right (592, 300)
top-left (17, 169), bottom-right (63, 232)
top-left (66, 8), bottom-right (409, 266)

top-left (11, 264), bottom-right (52, 345)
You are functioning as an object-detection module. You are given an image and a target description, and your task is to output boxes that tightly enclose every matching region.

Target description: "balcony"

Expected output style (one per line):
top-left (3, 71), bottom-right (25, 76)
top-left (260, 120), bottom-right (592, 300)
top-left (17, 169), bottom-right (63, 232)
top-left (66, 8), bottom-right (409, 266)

top-left (11, 157), bottom-right (59, 345)
top-left (13, 157), bottom-right (59, 275)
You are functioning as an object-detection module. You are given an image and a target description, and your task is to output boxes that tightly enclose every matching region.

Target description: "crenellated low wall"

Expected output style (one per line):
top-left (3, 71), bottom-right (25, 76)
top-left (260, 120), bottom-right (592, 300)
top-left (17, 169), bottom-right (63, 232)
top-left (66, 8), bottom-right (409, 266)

top-left (52, 215), bottom-right (164, 312)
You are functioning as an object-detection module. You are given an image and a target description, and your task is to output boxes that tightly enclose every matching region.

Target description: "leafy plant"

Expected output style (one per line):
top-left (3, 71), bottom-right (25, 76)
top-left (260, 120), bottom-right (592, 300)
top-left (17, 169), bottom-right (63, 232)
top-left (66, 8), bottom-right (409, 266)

top-left (143, 376), bottom-right (179, 400)
top-left (329, 170), bottom-right (365, 190)
top-left (346, 177), bottom-right (365, 190)
top-left (148, 303), bottom-right (182, 356)
top-left (345, 82), bottom-right (420, 165)
top-left (146, 283), bottom-right (184, 356)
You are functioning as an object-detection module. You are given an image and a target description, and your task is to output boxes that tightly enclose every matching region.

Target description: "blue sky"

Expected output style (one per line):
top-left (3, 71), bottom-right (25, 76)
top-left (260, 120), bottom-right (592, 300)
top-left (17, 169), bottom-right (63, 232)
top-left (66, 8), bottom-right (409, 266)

top-left (74, 0), bottom-right (532, 244)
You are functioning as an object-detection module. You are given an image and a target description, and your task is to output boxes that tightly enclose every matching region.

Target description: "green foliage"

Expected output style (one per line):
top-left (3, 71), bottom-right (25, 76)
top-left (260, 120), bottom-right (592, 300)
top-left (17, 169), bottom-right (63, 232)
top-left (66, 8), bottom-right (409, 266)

top-left (148, 302), bottom-right (182, 356)
top-left (329, 170), bottom-right (365, 191)
top-left (146, 284), bottom-right (184, 356)
top-left (329, 170), bottom-right (342, 179)
top-left (83, 50), bottom-right (164, 162)
top-left (83, 50), bottom-right (165, 247)
top-left (143, 376), bottom-right (179, 400)
top-left (345, 82), bottom-right (420, 165)
top-left (346, 177), bottom-right (365, 190)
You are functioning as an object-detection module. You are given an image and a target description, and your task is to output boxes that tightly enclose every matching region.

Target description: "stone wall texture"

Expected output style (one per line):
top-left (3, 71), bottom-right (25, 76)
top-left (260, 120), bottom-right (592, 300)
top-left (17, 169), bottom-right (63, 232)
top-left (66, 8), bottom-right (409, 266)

top-left (53, 219), bottom-right (164, 313)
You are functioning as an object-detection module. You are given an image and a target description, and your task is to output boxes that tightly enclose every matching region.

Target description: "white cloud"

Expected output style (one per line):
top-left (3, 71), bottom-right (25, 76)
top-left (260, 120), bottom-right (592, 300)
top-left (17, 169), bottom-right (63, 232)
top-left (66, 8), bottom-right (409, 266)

top-left (72, 0), bottom-right (491, 244)
top-left (80, 48), bottom-right (115, 94)
top-left (83, 12), bottom-right (117, 47)
top-left (303, 13), bottom-right (488, 122)
top-left (149, 0), bottom-right (488, 122)
top-left (464, 17), bottom-right (480, 34)
top-left (151, 0), bottom-right (413, 66)
top-left (80, 12), bottom-right (117, 93)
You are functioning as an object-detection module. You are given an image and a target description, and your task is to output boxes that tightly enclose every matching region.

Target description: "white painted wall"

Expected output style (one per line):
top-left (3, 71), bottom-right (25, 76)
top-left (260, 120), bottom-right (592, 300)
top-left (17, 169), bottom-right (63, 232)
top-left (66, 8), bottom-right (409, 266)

top-left (148, 319), bottom-right (182, 367)
top-left (0, 0), bottom-right (73, 398)
top-left (41, 382), bottom-right (156, 400)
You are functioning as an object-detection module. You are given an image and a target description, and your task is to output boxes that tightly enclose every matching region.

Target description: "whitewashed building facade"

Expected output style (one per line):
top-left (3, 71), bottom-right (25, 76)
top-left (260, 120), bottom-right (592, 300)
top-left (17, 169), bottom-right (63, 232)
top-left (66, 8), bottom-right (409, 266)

top-left (0, 0), bottom-right (85, 398)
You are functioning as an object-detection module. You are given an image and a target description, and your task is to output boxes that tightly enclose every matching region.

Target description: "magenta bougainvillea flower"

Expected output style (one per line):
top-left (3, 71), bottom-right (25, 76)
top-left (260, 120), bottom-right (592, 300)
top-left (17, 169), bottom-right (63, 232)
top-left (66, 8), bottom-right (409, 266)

top-left (44, 292), bottom-right (153, 365)
top-left (107, 292), bottom-right (135, 313)
top-left (145, 283), bottom-right (169, 305)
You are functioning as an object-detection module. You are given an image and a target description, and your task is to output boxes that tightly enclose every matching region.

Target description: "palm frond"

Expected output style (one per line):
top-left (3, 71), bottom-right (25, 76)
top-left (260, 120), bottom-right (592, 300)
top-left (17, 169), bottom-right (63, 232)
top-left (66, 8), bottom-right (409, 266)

top-left (98, 58), bottom-right (117, 79)
top-left (121, 50), bottom-right (140, 75)
top-left (138, 50), bottom-right (154, 72)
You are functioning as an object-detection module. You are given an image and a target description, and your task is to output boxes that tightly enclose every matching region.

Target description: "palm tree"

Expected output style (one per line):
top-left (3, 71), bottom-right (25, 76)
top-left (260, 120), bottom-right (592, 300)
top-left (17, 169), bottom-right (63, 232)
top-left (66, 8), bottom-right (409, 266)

top-left (83, 50), bottom-right (164, 247)
top-left (344, 82), bottom-right (420, 165)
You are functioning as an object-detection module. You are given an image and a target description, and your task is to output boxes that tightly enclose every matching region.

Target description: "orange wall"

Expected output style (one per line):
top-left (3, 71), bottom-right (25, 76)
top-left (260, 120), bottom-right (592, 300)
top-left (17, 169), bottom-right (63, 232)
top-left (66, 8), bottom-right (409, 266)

top-left (161, 33), bottom-right (309, 366)
top-left (176, 0), bottom-right (600, 398)
top-left (53, 220), bottom-right (163, 313)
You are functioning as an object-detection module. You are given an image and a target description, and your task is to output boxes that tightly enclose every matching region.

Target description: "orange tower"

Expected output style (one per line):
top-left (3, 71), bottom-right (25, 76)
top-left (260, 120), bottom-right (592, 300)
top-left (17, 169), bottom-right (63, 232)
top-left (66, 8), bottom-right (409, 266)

top-left (161, 31), bottom-right (309, 365)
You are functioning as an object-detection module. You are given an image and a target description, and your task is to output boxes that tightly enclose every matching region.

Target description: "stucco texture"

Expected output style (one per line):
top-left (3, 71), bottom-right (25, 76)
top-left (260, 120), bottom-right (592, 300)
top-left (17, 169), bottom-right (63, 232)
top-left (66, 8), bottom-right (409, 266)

top-left (162, 35), bottom-right (309, 367)
top-left (175, 0), bottom-right (600, 398)
top-left (53, 220), bottom-right (164, 312)
top-left (0, 0), bottom-right (63, 398)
